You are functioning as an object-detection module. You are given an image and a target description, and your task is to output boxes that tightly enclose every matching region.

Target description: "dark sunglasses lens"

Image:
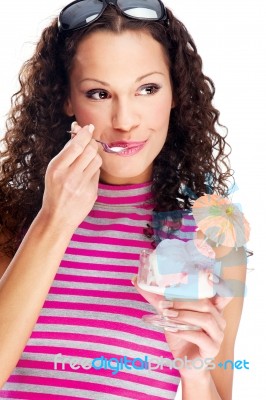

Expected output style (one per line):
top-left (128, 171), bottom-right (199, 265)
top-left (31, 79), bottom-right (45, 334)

top-left (60, 0), bottom-right (104, 30)
top-left (118, 0), bottom-right (163, 19)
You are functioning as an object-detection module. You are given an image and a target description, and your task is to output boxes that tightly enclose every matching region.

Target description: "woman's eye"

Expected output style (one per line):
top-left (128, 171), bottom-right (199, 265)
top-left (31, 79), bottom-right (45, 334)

top-left (85, 90), bottom-right (110, 100)
top-left (138, 84), bottom-right (161, 96)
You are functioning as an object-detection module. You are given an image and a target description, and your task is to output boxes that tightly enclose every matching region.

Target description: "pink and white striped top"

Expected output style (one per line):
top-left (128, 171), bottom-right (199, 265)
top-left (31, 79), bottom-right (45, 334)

top-left (1, 181), bottom-right (198, 400)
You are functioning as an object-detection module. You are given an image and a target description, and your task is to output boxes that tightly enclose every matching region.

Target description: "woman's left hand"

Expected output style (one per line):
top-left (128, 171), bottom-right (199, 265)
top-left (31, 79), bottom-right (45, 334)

top-left (132, 277), bottom-right (232, 378)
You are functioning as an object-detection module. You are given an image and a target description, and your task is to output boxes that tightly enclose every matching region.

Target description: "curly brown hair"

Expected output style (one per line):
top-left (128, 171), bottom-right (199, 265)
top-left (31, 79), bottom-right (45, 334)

top-left (0, 4), bottom-right (233, 256)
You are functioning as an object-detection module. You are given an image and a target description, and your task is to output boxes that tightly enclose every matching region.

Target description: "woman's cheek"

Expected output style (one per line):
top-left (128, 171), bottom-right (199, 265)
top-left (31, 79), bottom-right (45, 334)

top-left (152, 96), bottom-right (172, 122)
top-left (72, 101), bottom-right (104, 127)
top-left (75, 111), bottom-right (95, 127)
top-left (149, 107), bottom-right (171, 139)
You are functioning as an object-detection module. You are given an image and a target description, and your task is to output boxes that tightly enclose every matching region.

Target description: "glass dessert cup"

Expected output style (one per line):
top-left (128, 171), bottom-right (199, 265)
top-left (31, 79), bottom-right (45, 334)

top-left (137, 249), bottom-right (217, 331)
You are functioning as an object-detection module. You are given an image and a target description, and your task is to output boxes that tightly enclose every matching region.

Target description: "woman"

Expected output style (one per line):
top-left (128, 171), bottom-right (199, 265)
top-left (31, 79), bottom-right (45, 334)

top-left (0, 0), bottom-right (247, 399)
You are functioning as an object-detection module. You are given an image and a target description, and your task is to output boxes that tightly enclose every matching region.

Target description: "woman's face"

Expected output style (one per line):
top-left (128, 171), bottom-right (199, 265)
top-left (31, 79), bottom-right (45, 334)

top-left (65, 30), bottom-right (174, 185)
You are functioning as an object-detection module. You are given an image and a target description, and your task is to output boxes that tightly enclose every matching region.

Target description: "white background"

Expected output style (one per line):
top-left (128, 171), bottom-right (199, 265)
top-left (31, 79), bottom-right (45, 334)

top-left (0, 1), bottom-right (265, 398)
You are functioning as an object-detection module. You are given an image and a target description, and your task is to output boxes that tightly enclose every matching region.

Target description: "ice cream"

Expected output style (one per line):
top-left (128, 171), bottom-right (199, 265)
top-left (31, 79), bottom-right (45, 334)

top-left (138, 238), bottom-right (221, 299)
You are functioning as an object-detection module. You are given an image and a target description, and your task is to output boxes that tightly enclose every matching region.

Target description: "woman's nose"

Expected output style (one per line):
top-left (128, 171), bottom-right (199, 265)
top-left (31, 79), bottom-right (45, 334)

top-left (111, 98), bottom-right (140, 132)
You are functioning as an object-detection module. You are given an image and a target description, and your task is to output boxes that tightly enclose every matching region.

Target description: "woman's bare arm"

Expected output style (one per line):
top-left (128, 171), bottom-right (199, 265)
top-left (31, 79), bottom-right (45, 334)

top-left (0, 213), bottom-right (74, 387)
top-left (0, 124), bottom-right (102, 388)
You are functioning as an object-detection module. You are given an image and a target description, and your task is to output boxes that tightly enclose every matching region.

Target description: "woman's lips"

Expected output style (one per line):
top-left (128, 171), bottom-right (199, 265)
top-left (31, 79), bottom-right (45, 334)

top-left (113, 141), bottom-right (147, 157)
top-left (109, 140), bottom-right (147, 150)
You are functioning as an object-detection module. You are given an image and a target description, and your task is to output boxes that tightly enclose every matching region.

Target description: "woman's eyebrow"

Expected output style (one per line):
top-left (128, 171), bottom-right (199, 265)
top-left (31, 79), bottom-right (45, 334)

top-left (136, 71), bottom-right (165, 82)
top-left (79, 71), bottom-right (165, 86)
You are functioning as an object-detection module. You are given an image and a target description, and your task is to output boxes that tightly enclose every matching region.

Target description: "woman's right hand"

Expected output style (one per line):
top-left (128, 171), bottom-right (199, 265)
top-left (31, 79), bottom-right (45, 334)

top-left (41, 122), bottom-right (102, 231)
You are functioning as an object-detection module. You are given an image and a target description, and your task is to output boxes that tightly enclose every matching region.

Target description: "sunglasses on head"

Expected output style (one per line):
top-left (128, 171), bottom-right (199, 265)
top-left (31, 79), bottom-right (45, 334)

top-left (58, 0), bottom-right (169, 32)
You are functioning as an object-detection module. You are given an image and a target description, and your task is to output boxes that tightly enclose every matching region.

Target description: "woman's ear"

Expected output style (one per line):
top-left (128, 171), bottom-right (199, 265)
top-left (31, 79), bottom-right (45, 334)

top-left (64, 98), bottom-right (75, 116)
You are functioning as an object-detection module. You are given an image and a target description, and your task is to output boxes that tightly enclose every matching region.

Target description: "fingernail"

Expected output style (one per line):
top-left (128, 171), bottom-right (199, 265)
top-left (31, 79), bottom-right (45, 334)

top-left (163, 309), bottom-right (179, 318)
top-left (131, 275), bottom-right (137, 285)
top-left (159, 300), bottom-right (174, 309)
top-left (71, 121), bottom-right (78, 131)
top-left (87, 124), bottom-right (95, 134)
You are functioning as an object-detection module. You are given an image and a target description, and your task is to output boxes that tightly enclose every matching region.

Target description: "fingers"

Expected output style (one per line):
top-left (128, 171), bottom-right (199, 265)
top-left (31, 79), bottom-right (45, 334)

top-left (65, 123), bottom-right (102, 188)
top-left (166, 329), bottom-right (222, 359)
top-left (68, 122), bottom-right (102, 173)
top-left (211, 294), bottom-right (233, 312)
top-left (57, 124), bottom-right (95, 168)
top-left (177, 298), bottom-right (226, 330)
top-left (166, 298), bottom-right (220, 316)
top-left (159, 298), bottom-right (226, 350)
top-left (83, 153), bottom-right (102, 180)
top-left (70, 139), bottom-right (101, 173)
top-left (41, 121), bottom-right (103, 230)
top-left (133, 276), bottom-right (227, 360)
top-left (161, 299), bottom-right (226, 330)
top-left (163, 308), bottom-right (225, 339)
top-left (70, 121), bottom-right (81, 137)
